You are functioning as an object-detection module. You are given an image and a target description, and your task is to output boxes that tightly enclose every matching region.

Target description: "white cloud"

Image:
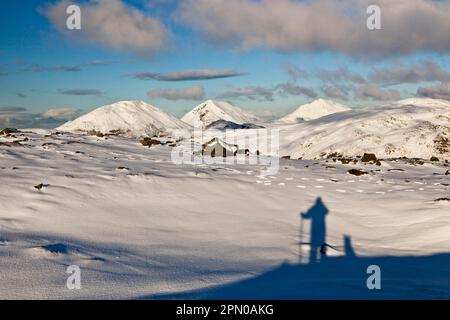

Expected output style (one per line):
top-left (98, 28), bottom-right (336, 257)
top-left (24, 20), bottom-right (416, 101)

top-left (217, 86), bottom-right (275, 101)
top-left (323, 86), bottom-right (349, 100)
top-left (178, 0), bottom-right (450, 58)
top-left (282, 63), bottom-right (310, 81)
top-left (0, 107), bottom-right (78, 129)
top-left (354, 85), bottom-right (400, 101)
top-left (417, 82), bottom-right (450, 100)
top-left (369, 61), bottom-right (450, 86)
top-left (57, 89), bottom-right (102, 96)
top-left (318, 67), bottom-right (366, 84)
top-left (131, 69), bottom-right (243, 81)
top-left (42, 107), bottom-right (80, 119)
top-left (148, 85), bottom-right (205, 100)
top-left (42, 0), bottom-right (170, 56)
top-left (276, 83), bottom-right (317, 98)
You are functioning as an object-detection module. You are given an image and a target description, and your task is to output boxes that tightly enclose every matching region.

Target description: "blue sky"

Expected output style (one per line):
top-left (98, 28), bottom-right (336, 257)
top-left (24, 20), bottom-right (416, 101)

top-left (1, 0), bottom-right (450, 127)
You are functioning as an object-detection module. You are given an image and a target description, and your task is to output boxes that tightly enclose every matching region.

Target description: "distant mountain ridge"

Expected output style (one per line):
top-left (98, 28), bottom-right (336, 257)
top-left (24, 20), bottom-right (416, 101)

top-left (279, 99), bottom-right (351, 123)
top-left (279, 98), bottom-right (450, 160)
top-left (181, 100), bottom-right (260, 127)
top-left (57, 100), bottom-right (188, 138)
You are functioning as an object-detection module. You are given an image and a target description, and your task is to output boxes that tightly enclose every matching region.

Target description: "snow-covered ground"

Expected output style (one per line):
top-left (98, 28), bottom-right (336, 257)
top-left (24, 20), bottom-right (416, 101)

top-left (0, 128), bottom-right (449, 299)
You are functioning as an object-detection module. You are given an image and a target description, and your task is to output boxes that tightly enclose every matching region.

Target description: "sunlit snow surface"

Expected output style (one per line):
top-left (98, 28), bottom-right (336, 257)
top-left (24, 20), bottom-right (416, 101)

top-left (0, 129), bottom-right (449, 299)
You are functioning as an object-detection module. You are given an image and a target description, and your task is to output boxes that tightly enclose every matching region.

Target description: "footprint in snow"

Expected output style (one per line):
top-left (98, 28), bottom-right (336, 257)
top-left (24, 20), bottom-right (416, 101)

top-left (30, 243), bottom-right (71, 257)
top-left (31, 243), bottom-right (106, 264)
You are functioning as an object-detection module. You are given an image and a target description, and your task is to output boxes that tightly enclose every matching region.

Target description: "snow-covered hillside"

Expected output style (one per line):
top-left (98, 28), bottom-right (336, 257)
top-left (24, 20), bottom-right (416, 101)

top-left (181, 100), bottom-right (259, 127)
top-left (0, 129), bottom-right (449, 299)
top-left (57, 100), bottom-right (188, 138)
top-left (1, 97), bottom-right (450, 299)
top-left (279, 98), bottom-right (450, 160)
top-left (279, 99), bottom-right (351, 123)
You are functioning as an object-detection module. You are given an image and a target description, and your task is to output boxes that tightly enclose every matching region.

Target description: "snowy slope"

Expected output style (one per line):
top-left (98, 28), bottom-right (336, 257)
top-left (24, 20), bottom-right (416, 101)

top-left (279, 98), bottom-right (450, 160)
top-left (0, 129), bottom-right (449, 299)
top-left (279, 99), bottom-right (351, 123)
top-left (181, 100), bottom-right (259, 127)
top-left (57, 100), bottom-right (187, 138)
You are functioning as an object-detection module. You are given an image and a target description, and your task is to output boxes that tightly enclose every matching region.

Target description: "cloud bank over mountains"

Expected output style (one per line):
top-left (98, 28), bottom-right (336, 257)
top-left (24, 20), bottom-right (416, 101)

top-left (178, 0), bottom-right (450, 58)
top-left (42, 0), bottom-right (450, 58)
top-left (0, 106), bottom-right (80, 129)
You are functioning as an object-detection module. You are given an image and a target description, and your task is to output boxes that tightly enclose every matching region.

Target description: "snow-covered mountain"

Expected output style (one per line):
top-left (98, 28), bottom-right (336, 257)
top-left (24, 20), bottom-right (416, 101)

top-left (279, 99), bottom-right (351, 123)
top-left (57, 100), bottom-right (187, 137)
top-left (279, 98), bottom-right (450, 160)
top-left (181, 100), bottom-right (259, 127)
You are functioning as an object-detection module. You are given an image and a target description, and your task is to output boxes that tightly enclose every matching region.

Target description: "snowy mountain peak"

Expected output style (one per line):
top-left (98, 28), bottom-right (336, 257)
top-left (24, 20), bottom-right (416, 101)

top-left (279, 99), bottom-right (351, 123)
top-left (394, 97), bottom-right (450, 107)
top-left (57, 100), bottom-right (187, 138)
top-left (181, 100), bottom-right (259, 127)
top-left (280, 98), bottom-right (450, 160)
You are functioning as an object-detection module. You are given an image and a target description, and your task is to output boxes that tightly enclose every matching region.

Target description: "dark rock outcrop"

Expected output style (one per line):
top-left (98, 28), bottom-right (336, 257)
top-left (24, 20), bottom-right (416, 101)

top-left (348, 169), bottom-right (368, 176)
top-left (140, 138), bottom-right (161, 148)
top-left (362, 153), bottom-right (377, 162)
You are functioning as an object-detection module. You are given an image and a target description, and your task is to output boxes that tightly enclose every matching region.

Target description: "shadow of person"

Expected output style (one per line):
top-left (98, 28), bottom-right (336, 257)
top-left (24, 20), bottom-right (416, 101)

top-left (344, 235), bottom-right (357, 258)
top-left (139, 201), bottom-right (450, 300)
top-left (300, 197), bottom-right (329, 264)
top-left (144, 252), bottom-right (450, 299)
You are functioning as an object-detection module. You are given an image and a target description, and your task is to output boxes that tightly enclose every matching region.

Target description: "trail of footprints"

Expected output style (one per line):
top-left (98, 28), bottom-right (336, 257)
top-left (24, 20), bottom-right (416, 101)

top-left (254, 172), bottom-right (448, 195)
